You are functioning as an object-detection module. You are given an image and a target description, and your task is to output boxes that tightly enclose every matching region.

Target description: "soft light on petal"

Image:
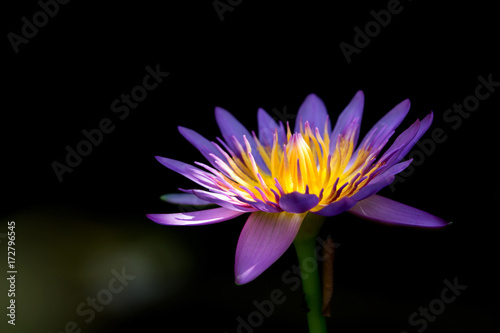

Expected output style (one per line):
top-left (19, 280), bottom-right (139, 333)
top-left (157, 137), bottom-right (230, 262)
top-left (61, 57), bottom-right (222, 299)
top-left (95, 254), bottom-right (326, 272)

top-left (349, 194), bottom-right (448, 228)
top-left (147, 207), bottom-right (245, 226)
top-left (235, 211), bottom-right (306, 284)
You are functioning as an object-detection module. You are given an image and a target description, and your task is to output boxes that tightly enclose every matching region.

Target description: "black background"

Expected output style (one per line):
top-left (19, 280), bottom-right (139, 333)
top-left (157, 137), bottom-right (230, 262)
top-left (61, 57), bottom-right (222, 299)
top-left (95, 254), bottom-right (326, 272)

top-left (2, 1), bottom-right (499, 332)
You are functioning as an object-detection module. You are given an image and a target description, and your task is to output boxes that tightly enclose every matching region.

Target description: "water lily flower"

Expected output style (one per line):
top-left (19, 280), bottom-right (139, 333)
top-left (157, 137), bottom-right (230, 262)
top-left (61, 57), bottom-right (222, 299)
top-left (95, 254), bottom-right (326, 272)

top-left (147, 91), bottom-right (448, 286)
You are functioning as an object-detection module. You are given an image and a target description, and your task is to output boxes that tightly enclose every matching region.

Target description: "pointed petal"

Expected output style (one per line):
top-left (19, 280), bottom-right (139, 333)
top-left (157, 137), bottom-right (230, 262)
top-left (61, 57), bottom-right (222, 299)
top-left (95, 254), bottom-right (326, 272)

top-left (372, 98), bottom-right (411, 134)
top-left (349, 159), bottom-right (413, 202)
top-left (278, 192), bottom-right (320, 213)
top-left (160, 193), bottom-right (212, 206)
top-left (313, 196), bottom-right (357, 216)
top-left (155, 156), bottom-right (217, 190)
top-left (349, 175), bottom-right (395, 202)
top-left (294, 94), bottom-right (332, 134)
top-left (330, 90), bottom-right (364, 149)
top-left (257, 108), bottom-right (280, 148)
top-left (397, 112), bottom-right (434, 161)
top-left (237, 197), bottom-right (283, 213)
top-left (178, 126), bottom-right (226, 165)
top-left (375, 158), bottom-right (413, 181)
top-left (346, 98), bottom-right (411, 169)
top-left (235, 211), bottom-right (306, 284)
top-left (277, 121), bottom-right (286, 147)
top-left (357, 98), bottom-right (411, 150)
top-left (147, 207), bottom-right (245, 226)
top-left (215, 107), bottom-right (270, 173)
top-left (191, 189), bottom-right (257, 212)
top-left (376, 119), bottom-right (420, 167)
top-left (215, 107), bottom-right (253, 148)
top-left (349, 194), bottom-right (449, 228)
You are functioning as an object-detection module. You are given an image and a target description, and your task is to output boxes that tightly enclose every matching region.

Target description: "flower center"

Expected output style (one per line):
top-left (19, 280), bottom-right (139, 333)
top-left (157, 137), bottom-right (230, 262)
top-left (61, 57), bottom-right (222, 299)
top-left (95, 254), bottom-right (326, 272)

top-left (209, 120), bottom-right (385, 211)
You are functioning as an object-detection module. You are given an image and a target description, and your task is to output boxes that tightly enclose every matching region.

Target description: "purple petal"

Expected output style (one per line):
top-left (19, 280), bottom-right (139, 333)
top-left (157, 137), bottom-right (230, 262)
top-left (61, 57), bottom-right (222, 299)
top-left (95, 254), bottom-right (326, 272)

top-left (349, 158), bottom-right (413, 202)
top-left (160, 193), bottom-right (212, 206)
top-left (349, 194), bottom-right (449, 228)
top-left (375, 159), bottom-right (413, 181)
top-left (147, 207), bottom-right (245, 226)
top-left (215, 107), bottom-right (253, 149)
top-left (235, 211), bottom-right (306, 284)
top-left (313, 196), bottom-right (357, 216)
top-left (257, 108), bottom-right (280, 148)
top-left (372, 98), bottom-right (411, 133)
top-left (346, 98), bottom-right (411, 170)
top-left (155, 156), bottom-right (217, 190)
top-left (376, 119), bottom-right (420, 167)
top-left (294, 94), bottom-right (332, 134)
top-left (178, 126), bottom-right (226, 165)
top-left (215, 107), bottom-right (270, 173)
top-left (397, 112), bottom-right (434, 161)
top-left (279, 192), bottom-right (320, 213)
top-left (330, 90), bottom-right (364, 150)
top-left (238, 197), bottom-right (283, 213)
top-left (349, 175), bottom-right (396, 202)
top-left (357, 98), bottom-right (411, 150)
top-left (190, 189), bottom-right (256, 212)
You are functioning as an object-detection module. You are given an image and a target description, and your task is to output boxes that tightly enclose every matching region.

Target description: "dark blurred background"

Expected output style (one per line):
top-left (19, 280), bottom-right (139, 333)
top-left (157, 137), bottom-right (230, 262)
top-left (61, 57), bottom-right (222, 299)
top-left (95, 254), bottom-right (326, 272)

top-left (2, 1), bottom-right (499, 332)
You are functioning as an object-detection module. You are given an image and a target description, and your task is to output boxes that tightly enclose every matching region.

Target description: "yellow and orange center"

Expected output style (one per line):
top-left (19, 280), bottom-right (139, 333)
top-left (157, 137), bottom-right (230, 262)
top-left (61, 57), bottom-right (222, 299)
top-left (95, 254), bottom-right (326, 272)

top-left (210, 121), bottom-right (384, 212)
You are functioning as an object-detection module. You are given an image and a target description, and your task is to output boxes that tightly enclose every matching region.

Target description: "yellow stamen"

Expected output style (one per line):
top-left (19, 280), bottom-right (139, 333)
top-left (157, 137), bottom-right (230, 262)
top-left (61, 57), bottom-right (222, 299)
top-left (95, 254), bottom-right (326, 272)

top-left (211, 119), bottom-right (385, 210)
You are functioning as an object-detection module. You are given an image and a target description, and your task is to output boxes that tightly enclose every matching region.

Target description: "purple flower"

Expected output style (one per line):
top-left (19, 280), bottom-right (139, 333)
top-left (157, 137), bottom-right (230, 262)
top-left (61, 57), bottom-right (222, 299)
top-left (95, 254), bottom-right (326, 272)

top-left (147, 91), bottom-right (448, 284)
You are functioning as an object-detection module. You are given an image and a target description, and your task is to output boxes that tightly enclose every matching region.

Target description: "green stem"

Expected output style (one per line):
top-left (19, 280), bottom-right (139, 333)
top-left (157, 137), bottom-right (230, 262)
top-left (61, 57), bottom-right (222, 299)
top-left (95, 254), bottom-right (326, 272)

top-left (293, 214), bottom-right (327, 333)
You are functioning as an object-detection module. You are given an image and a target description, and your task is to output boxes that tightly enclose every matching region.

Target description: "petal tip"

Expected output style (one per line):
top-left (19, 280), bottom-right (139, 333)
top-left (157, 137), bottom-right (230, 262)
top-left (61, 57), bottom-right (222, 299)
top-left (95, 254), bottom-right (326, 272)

top-left (154, 155), bottom-right (165, 162)
top-left (354, 90), bottom-right (364, 99)
top-left (425, 111), bottom-right (434, 122)
top-left (349, 195), bottom-right (450, 228)
top-left (234, 269), bottom-right (256, 285)
top-left (401, 98), bottom-right (411, 109)
top-left (177, 126), bottom-right (196, 141)
top-left (146, 214), bottom-right (161, 224)
top-left (177, 125), bottom-right (188, 134)
top-left (214, 106), bottom-right (229, 118)
top-left (305, 93), bottom-right (320, 99)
